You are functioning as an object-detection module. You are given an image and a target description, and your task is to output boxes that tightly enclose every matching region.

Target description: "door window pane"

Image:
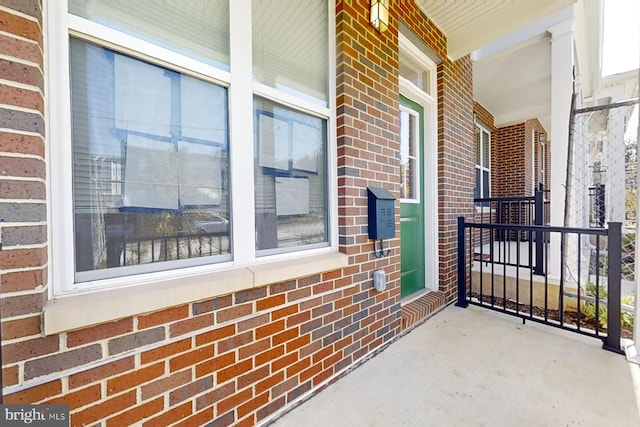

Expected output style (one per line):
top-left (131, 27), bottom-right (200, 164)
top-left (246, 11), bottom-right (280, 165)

top-left (252, 0), bottom-right (328, 105)
top-left (400, 109), bottom-right (418, 200)
top-left (71, 39), bottom-right (230, 280)
top-left (69, 0), bottom-right (230, 70)
top-left (254, 97), bottom-right (328, 252)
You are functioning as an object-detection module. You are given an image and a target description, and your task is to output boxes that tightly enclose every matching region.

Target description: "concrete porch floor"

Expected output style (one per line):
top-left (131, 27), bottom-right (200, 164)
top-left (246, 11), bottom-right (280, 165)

top-left (270, 304), bottom-right (640, 426)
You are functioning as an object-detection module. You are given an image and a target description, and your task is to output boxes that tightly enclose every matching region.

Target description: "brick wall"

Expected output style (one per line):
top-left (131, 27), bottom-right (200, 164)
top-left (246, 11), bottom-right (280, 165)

top-left (0, 0), bottom-right (48, 391)
top-left (1, 1), bottom-right (475, 425)
top-left (494, 119), bottom-right (548, 199)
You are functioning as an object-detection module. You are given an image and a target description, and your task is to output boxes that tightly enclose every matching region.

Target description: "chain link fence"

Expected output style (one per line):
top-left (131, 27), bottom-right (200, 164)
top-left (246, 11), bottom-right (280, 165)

top-left (565, 98), bottom-right (638, 321)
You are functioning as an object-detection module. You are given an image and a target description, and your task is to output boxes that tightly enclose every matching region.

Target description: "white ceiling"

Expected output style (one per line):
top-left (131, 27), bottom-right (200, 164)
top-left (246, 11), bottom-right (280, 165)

top-left (415, 0), bottom-right (580, 133)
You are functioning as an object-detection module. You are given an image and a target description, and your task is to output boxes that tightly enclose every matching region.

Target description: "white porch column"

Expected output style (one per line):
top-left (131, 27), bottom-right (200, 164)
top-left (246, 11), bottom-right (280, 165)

top-left (548, 19), bottom-right (575, 280)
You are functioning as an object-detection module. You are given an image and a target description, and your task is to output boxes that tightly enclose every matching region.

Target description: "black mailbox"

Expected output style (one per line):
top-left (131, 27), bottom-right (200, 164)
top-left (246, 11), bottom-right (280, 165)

top-left (367, 187), bottom-right (395, 240)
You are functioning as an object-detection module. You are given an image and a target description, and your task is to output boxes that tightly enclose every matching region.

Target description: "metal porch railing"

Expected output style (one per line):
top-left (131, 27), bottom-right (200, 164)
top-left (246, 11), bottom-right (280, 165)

top-left (474, 189), bottom-right (549, 275)
top-left (456, 217), bottom-right (623, 354)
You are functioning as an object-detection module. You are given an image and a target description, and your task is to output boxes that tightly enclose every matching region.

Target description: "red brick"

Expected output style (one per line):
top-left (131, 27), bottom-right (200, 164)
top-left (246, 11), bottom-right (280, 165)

top-left (2, 365), bottom-right (19, 387)
top-left (141, 338), bottom-right (191, 365)
top-left (4, 379), bottom-right (61, 404)
top-left (107, 397), bottom-right (164, 427)
top-left (217, 388), bottom-right (252, 416)
top-left (2, 334), bottom-right (58, 364)
top-left (1, 314), bottom-right (40, 339)
top-left (312, 366), bottom-right (333, 386)
top-left (195, 352), bottom-right (235, 378)
top-left (323, 352), bottom-right (341, 369)
top-left (169, 313), bottom-right (214, 337)
top-left (236, 414), bottom-right (256, 427)
top-left (0, 132), bottom-right (44, 156)
top-left (286, 356), bottom-right (311, 378)
top-left (170, 344), bottom-right (214, 372)
top-left (195, 324), bottom-right (235, 346)
top-left (237, 391), bottom-right (269, 419)
top-left (217, 303), bottom-right (253, 323)
top-left (300, 362), bottom-right (323, 383)
top-left (139, 305), bottom-right (189, 329)
top-left (172, 408), bottom-right (214, 427)
top-left (217, 359), bottom-right (253, 383)
top-left (169, 375), bottom-right (213, 405)
top-left (141, 369), bottom-right (192, 400)
top-left (238, 337), bottom-right (270, 360)
top-left (271, 353), bottom-right (297, 373)
top-left (256, 294), bottom-right (285, 311)
top-left (237, 313), bottom-right (270, 332)
top-left (0, 84), bottom-right (42, 111)
top-left (238, 365), bottom-right (270, 390)
top-left (0, 268), bottom-right (46, 292)
top-left (256, 319), bottom-right (285, 339)
top-left (67, 318), bottom-right (133, 347)
top-left (271, 304), bottom-right (298, 320)
top-left (69, 357), bottom-right (135, 389)
top-left (142, 402), bottom-right (192, 427)
top-left (255, 345), bottom-right (285, 367)
top-left (256, 370), bottom-right (284, 394)
top-left (195, 382), bottom-right (236, 411)
top-left (0, 33), bottom-right (42, 65)
top-left (0, 247), bottom-right (47, 269)
top-left (0, 9), bottom-right (41, 41)
top-left (272, 328), bottom-right (298, 346)
top-left (1, 290), bottom-right (45, 317)
top-left (286, 334), bottom-right (311, 353)
top-left (72, 391), bottom-right (136, 427)
top-left (44, 384), bottom-right (101, 410)
top-left (217, 330), bottom-right (253, 353)
top-left (107, 362), bottom-right (164, 395)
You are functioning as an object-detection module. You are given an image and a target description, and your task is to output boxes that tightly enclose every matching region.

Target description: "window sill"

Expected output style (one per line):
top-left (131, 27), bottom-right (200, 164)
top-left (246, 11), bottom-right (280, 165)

top-left (44, 251), bottom-right (349, 334)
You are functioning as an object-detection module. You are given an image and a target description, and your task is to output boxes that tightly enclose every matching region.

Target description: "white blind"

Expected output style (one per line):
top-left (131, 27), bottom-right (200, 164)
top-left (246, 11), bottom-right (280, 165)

top-left (69, 0), bottom-right (230, 69)
top-left (252, 0), bottom-right (328, 105)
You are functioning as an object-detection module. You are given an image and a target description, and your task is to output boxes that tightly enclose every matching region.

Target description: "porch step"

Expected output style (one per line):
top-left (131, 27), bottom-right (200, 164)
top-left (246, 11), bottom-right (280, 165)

top-left (401, 291), bottom-right (447, 330)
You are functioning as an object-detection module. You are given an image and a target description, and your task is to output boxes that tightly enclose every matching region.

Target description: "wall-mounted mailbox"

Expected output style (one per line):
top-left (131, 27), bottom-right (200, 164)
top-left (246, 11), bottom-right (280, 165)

top-left (367, 187), bottom-right (395, 240)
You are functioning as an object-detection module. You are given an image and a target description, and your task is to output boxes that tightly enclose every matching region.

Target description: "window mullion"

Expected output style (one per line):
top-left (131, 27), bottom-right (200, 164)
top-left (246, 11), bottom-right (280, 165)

top-left (229, 0), bottom-right (256, 263)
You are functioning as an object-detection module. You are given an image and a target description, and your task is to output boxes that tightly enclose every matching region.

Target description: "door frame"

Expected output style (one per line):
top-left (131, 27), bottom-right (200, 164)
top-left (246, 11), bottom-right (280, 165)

top-left (399, 34), bottom-right (438, 293)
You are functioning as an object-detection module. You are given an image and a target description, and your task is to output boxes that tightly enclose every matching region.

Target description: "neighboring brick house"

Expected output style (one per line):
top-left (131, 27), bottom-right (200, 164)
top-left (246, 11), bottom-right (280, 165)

top-left (0, 1), bottom-right (560, 426)
top-left (474, 102), bottom-right (550, 202)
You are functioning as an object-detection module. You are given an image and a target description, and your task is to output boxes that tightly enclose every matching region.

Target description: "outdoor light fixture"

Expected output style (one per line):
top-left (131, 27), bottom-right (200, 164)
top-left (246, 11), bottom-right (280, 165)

top-left (370, 0), bottom-right (389, 33)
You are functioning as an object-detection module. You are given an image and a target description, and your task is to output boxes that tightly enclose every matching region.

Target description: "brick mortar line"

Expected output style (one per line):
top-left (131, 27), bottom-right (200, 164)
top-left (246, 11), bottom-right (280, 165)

top-left (0, 127), bottom-right (44, 138)
top-left (0, 265), bottom-right (46, 275)
top-left (0, 220), bottom-right (46, 225)
top-left (0, 176), bottom-right (46, 184)
top-left (0, 242), bottom-right (47, 250)
top-left (0, 53), bottom-right (41, 70)
top-left (1, 279), bottom-right (374, 397)
top-left (0, 7), bottom-right (41, 25)
top-left (0, 79), bottom-right (43, 94)
top-left (0, 152), bottom-right (45, 160)
top-left (0, 198), bottom-right (46, 204)
top-left (0, 103), bottom-right (44, 117)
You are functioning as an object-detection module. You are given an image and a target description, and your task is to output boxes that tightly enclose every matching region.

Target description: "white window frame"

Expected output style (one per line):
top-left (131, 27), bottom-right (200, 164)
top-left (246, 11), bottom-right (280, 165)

top-left (47, 1), bottom-right (339, 299)
top-left (399, 104), bottom-right (421, 204)
top-left (475, 123), bottom-right (491, 199)
top-left (398, 32), bottom-right (438, 293)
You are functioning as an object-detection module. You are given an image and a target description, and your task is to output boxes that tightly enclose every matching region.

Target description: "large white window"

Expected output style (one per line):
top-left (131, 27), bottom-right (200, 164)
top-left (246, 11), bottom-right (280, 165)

top-left (50, 1), bottom-right (334, 292)
top-left (475, 124), bottom-right (491, 200)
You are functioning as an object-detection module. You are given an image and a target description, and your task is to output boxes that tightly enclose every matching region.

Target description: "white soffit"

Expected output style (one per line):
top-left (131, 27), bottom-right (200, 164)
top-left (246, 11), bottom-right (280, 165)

top-left (416, 0), bottom-right (577, 60)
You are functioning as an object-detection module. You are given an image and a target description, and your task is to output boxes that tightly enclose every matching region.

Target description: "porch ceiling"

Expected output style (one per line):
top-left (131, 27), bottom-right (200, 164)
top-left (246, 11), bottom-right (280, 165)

top-left (415, 0), bottom-right (580, 133)
top-left (415, 0), bottom-right (576, 61)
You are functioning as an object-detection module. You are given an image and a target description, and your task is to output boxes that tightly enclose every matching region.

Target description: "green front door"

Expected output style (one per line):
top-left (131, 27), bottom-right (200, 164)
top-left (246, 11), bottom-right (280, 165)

top-left (400, 95), bottom-right (425, 297)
